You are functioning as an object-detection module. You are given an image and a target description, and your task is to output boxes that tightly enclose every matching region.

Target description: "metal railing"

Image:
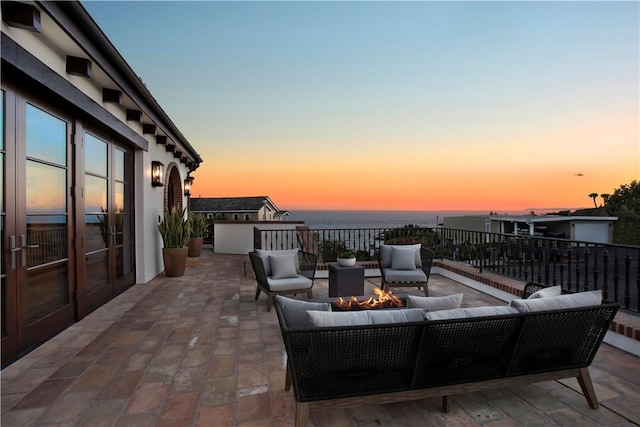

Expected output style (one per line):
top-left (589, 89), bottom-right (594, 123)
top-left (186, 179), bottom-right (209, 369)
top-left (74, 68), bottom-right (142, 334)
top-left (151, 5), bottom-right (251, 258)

top-left (254, 226), bottom-right (639, 313)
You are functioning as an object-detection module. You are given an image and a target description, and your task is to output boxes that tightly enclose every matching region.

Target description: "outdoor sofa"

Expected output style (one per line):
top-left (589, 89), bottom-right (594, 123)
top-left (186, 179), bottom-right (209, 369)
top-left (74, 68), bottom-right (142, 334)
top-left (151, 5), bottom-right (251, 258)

top-left (274, 283), bottom-right (619, 426)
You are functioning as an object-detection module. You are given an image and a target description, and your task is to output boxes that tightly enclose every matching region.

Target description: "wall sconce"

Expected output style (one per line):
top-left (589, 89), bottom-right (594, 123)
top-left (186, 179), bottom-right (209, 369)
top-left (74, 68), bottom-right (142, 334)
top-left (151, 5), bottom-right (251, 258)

top-left (183, 178), bottom-right (191, 196)
top-left (151, 161), bottom-right (164, 187)
top-left (184, 175), bottom-right (194, 196)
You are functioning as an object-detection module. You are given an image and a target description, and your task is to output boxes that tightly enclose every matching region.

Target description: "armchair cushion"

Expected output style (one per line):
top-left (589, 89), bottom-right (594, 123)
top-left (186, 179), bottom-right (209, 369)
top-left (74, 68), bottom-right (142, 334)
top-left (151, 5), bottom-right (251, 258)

top-left (267, 276), bottom-right (313, 292)
top-left (379, 244), bottom-right (421, 269)
top-left (255, 249), bottom-right (300, 276)
top-left (269, 253), bottom-right (299, 279)
top-left (382, 268), bottom-right (427, 283)
top-left (406, 293), bottom-right (463, 311)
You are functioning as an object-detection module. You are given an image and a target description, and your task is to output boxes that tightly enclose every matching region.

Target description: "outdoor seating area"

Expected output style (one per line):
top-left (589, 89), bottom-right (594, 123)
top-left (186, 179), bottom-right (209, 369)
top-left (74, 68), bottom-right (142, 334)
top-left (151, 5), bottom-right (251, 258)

top-left (1, 252), bottom-right (638, 427)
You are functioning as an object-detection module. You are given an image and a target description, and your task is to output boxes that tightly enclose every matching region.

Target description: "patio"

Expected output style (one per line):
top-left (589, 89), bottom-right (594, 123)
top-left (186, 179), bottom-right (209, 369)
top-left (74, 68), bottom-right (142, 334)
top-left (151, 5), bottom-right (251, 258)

top-left (1, 252), bottom-right (638, 427)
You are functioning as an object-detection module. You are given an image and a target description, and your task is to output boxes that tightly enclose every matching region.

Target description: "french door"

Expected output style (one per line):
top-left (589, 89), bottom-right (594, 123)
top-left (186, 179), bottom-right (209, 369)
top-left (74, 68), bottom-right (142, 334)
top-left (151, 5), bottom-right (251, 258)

top-left (1, 93), bottom-right (76, 364)
top-left (1, 89), bottom-right (136, 366)
top-left (82, 131), bottom-right (135, 313)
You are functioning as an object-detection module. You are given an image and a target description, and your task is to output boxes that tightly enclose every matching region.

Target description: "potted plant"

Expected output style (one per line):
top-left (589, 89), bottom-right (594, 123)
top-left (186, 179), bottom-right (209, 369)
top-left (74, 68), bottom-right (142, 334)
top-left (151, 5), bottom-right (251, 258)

top-left (187, 213), bottom-right (210, 258)
top-left (157, 207), bottom-right (191, 277)
top-left (337, 250), bottom-right (356, 267)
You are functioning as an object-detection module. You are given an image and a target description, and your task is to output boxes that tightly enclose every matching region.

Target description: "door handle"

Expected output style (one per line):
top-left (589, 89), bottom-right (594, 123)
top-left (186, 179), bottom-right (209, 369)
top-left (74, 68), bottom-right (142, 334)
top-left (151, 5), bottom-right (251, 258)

top-left (9, 235), bottom-right (21, 269)
top-left (20, 234), bottom-right (39, 267)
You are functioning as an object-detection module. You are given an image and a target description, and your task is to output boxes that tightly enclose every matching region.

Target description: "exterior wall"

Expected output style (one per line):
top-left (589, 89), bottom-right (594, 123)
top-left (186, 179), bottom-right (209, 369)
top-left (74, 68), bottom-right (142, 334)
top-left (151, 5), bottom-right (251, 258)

top-left (571, 221), bottom-right (614, 244)
top-left (443, 216), bottom-right (488, 232)
top-left (137, 156), bottom-right (190, 284)
top-left (2, 6), bottom-right (196, 286)
top-left (214, 222), bottom-right (302, 254)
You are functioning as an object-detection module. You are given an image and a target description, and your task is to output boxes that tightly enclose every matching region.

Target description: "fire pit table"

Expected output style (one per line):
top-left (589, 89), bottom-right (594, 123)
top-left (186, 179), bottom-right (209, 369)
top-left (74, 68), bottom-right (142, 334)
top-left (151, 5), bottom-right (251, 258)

top-left (328, 262), bottom-right (364, 297)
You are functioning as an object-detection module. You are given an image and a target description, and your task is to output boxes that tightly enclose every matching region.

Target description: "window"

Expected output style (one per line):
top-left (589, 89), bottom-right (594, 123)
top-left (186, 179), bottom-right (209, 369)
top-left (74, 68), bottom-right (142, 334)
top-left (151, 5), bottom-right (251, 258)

top-left (233, 214), bottom-right (239, 221)
top-left (244, 214), bottom-right (250, 221)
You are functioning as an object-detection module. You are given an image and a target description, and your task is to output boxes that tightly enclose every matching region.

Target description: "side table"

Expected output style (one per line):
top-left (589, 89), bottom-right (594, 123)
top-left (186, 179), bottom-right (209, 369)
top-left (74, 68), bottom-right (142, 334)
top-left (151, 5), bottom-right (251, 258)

top-left (328, 263), bottom-right (365, 297)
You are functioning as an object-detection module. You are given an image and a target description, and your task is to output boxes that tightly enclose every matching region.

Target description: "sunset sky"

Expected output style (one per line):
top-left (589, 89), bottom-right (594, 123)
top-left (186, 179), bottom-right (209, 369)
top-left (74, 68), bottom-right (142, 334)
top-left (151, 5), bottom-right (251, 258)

top-left (84, 1), bottom-right (639, 212)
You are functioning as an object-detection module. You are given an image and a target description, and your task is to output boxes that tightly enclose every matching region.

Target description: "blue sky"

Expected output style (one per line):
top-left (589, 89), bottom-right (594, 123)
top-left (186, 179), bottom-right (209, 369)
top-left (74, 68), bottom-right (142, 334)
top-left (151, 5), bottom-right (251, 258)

top-left (84, 1), bottom-right (639, 211)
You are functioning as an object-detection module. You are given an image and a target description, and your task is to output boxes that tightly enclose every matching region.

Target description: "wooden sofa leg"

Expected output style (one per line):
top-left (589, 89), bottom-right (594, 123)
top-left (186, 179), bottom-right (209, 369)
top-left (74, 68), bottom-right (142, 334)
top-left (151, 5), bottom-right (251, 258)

top-left (267, 295), bottom-right (274, 312)
top-left (295, 402), bottom-right (309, 427)
top-left (442, 396), bottom-right (450, 413)
top-left (422, 284), bottom-right (429, 297)
top-left (254, 286), bottom-right (261, 300)
top-left (577, 367), bottom-right (599, 409)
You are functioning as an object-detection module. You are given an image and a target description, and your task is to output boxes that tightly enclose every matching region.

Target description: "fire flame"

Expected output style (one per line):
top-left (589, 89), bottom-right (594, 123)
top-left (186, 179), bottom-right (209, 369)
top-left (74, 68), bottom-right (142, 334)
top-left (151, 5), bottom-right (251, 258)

top-left (335, 288), bottom-right (403, 310)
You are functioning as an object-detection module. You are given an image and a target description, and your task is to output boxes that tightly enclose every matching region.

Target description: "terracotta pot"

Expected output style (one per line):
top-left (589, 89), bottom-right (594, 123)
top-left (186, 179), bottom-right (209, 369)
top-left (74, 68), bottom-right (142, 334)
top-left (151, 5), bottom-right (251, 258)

top-left (187, 237), bottom-right (204, 258)
top-left (162, 247), bottom-right (189, 277)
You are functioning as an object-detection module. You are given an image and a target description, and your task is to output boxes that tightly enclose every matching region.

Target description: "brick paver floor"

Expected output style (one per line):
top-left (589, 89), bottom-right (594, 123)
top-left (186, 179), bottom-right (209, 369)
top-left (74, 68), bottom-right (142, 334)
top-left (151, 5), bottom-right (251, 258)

top-left (1, 251), bottom-right (638, 426)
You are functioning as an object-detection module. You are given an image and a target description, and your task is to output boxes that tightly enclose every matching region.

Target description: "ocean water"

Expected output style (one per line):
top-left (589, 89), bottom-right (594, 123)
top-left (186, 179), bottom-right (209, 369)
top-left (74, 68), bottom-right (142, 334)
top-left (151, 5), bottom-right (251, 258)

top-left (285, 210), bottom-right (513, 229)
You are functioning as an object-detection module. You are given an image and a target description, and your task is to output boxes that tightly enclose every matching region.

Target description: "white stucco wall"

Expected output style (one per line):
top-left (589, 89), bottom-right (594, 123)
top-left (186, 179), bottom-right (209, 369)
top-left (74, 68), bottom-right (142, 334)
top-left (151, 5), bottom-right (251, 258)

top-left (136, 146), bottom-right (191, 284)
top-left (214, 222), bottom-right (301, 254)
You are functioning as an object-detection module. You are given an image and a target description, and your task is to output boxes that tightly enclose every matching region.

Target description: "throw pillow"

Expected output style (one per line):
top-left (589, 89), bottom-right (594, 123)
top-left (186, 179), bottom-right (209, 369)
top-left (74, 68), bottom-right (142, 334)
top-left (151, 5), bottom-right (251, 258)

top-left (269, 253), bottom-right (299, 279)
top-left (425, 305), bottom-right (519, 320)
top-left (274, 295), bottom-right (331, 328)
top-left (380, 244), bottom-right (422, 268)
top-left (391, 246), bottom-right (418, 270)
top-left (510, 290), bottom-right (602, 313)
top-left (406, 293), bottom-right (463, 311)
top-left (527, 285), bottom-right (562, 299)
top-left (255, 249), bottom-right (300, 276)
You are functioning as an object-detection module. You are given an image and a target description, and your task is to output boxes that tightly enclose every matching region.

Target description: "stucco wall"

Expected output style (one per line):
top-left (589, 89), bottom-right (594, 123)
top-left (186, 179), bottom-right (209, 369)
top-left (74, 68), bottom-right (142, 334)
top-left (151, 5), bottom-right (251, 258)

top-left (214, 222), bottom-right (301, 254)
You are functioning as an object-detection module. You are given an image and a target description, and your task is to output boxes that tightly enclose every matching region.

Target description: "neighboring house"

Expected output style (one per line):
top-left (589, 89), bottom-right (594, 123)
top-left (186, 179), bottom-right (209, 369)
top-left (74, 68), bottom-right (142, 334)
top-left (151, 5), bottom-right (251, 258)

top-left (189, 196), bottom-right (289, 222)
top-left (443, 214), bottom-right (618, 244)
top-left (1, 1), bottom-right (202, 366)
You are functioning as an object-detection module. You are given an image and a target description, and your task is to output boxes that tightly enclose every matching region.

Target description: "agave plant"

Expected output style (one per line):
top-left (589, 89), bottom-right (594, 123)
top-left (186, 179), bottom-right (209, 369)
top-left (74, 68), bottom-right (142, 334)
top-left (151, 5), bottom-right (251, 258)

top-left (158, 207), bottom-right (191, 248)
top-left (188, 213), bottom-right (211, 238)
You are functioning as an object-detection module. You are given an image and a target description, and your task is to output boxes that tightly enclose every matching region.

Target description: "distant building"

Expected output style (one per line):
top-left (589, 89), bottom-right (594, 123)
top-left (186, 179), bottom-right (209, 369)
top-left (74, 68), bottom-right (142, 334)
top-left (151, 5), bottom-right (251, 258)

top-left (443, 214), bottom-right (618, 244)
top-left (189, 196), bottom-right (289, 221)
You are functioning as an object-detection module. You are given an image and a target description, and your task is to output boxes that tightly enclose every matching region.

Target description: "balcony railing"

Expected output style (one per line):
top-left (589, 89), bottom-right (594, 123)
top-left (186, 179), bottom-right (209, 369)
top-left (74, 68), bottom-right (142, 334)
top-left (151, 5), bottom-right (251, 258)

top-left (254, 226), bottom-right (639, 313)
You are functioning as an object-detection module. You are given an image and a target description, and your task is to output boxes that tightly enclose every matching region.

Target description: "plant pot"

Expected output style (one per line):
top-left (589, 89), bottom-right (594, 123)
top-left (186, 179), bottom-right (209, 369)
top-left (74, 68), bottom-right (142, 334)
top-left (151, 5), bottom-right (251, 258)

top-left (337, 257), bottom-right (356, 267)
top-left (188, 237), bottom-right (204, 258)
top-left (162, 247), bottom-right (189, 277)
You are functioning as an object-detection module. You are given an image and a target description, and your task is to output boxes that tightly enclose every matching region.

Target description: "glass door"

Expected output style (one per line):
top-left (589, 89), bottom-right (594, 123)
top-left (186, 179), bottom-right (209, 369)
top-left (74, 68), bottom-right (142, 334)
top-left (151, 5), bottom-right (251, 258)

top-left (82, 133), bottom-right (134, 314)
top-left (2, 98), bottom-right (76, 365)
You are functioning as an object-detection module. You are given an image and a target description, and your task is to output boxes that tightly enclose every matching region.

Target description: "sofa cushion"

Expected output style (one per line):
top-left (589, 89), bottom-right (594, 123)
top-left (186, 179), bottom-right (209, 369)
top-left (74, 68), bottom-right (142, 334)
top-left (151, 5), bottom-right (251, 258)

top-left (255, 249), bottom-right (299, 276)
top-left (380, 244), bottom-right (421, 269)
top-left (307, 308), bottom-right (424, 327)
top-left (266, 276), bottom-right (313, 292)
top-left (527, 285), bottom-right (562, 299)
top-left (425, 305), bottom-right (519, 320)
top-left (406, 293), bottom-right (463, 311)
top-left (510, 290), bottom-right (602, 313)
top-left (275, 295), bottom-right (331, 328)
top-left (269, 253), bottom-right (298, 279)
top-left (382, 268), bottom-right (427, 283)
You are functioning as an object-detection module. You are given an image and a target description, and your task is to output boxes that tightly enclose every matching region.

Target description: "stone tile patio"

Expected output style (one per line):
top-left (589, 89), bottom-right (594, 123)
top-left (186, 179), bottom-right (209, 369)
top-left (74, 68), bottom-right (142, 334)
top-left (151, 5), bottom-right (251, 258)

top-left (1, 252), bottom-right (639, 426)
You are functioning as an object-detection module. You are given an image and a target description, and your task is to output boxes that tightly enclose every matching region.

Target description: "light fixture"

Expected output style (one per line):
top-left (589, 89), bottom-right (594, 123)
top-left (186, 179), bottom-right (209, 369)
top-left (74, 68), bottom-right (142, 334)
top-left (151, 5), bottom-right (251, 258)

top-left (151, 161), bottom-right (164, 187)
top-left (183, 178), bottom-right (191, 196)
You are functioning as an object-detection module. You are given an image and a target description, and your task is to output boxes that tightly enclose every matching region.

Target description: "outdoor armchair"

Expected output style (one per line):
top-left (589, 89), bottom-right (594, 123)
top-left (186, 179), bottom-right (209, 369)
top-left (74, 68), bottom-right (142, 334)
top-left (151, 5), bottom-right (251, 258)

top-left (249, 249), bottom-right (318, 311)
top-left (376, 244), bottom-right (434, 296)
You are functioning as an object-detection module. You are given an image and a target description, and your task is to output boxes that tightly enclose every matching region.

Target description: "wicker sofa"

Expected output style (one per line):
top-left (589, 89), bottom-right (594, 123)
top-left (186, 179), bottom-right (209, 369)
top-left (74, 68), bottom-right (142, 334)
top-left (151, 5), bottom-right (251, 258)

top-left (274, 283), bottom-right (619, 427)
